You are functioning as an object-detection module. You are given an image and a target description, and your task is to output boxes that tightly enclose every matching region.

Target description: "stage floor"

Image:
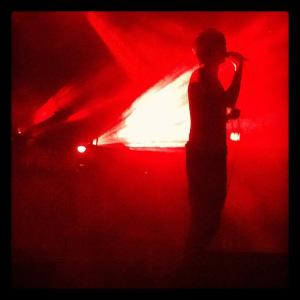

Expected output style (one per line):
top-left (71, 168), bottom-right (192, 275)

top-left (12, 146), bottom-right (288, 288)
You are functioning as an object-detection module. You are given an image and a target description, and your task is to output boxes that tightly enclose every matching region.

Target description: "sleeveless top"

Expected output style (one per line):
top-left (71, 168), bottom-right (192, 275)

top-left (187, 67), bottom-right (227, 155)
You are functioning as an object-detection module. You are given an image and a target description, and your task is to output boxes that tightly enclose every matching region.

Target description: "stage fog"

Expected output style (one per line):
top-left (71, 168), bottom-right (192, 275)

top-left (12, 11), bottom-right (288, 288)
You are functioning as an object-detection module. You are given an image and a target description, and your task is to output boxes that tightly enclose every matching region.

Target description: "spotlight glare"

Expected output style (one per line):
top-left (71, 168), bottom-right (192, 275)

top-left (94, 68), bottom-right (196, 148)
top-left (230, 132), bottom-right (240, 141)
top-left (77, 145), bottom-right (87, 153)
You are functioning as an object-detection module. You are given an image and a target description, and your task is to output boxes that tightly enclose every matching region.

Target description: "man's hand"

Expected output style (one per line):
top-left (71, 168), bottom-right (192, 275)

top-left (224, 52), bottom-right (245, 107)
top-left (227, 51), bottom-right (246, 70)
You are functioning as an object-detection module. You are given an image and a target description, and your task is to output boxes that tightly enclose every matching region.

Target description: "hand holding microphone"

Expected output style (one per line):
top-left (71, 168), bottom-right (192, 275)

top-left (227, 51), bottom-right (247, 71)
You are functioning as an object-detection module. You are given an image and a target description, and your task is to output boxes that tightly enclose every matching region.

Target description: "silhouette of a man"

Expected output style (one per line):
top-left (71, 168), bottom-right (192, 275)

top-left (186, 29), bottom-right (244, 251)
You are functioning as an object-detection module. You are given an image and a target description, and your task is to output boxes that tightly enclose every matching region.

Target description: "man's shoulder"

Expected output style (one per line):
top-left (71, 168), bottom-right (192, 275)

top-left (188, 68), bottom-right (206, 95)
top-left (189, 67), bottom-right (201, 84)
top-left (189, 67), bottom-right (207, 87)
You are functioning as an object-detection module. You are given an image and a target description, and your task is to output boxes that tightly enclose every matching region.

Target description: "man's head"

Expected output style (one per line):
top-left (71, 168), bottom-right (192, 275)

top-left (193, 29), bottom-right (227, 65)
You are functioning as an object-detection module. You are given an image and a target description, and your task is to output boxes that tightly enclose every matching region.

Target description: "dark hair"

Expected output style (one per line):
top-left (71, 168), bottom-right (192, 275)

top-left (193, 29), bottom-right (227, 63)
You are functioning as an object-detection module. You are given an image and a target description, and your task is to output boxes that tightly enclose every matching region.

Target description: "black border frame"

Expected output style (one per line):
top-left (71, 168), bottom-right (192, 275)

top-left (1, 0), bottom-right (299, 293)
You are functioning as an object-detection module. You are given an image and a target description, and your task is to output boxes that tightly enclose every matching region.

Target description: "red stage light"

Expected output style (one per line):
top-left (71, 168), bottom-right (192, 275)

top-left (230, 132), bottom-right (240, 142)
top-left (94, 68), bottom-right (195, 148)
top-left (77, 145), bottom-right (86, 153)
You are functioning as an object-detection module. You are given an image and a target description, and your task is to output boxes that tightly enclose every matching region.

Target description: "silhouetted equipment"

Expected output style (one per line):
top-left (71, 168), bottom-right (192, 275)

top-left (226, 107), bottom-right (240, 121)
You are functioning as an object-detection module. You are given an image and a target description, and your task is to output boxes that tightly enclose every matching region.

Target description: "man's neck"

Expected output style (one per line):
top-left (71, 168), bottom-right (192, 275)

top-left (202, 64), bottom-right (219, 80)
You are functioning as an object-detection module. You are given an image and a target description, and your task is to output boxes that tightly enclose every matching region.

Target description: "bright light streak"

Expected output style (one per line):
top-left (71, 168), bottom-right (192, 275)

top-left (232, 62), bottom-right (237, 72)
top-left (77, 145), bottom-right (87, 153)
top-left (230, 132), bottom-right (240, 141)
top-left (95, 68), bottom-right (196, 148)
top-left (33, 85), bottom-right (74, 125)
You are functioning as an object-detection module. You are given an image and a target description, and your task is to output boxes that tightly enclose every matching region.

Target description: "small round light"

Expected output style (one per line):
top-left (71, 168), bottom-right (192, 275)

top-left (230, 132), bottom-right (240, 142)
top-left (77, 145), bottom-right (86, 153)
